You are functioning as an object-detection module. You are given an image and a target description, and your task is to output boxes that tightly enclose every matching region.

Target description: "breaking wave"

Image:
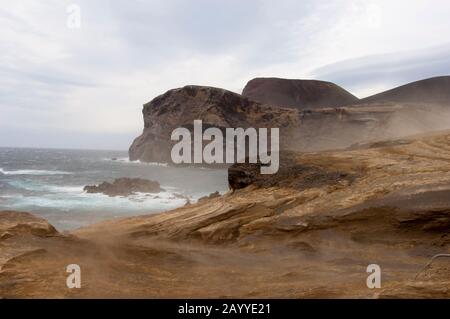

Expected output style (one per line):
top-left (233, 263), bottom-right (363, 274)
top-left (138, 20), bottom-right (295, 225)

top-left (0, 168), bottom-right (72, 176)
top-left (103, 157), bottom-right (169, 166)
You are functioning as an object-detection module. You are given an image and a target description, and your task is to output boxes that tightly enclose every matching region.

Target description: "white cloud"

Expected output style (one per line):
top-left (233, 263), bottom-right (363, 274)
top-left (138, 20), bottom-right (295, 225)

top-left (1, 0), bottom-right (450, 149)
top-left (310, 43), bottom-right (450, 97)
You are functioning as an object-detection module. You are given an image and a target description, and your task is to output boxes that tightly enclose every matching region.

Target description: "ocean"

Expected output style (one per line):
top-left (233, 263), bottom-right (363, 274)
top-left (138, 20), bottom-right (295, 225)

top-left (0, 147), bottom-right (228, 231)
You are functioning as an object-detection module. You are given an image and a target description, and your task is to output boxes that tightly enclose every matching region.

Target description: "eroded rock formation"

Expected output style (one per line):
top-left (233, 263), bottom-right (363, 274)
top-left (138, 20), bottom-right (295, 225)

top-left (129, 85), bottom-right (299, 163)
top-left (129, 78), bottom-right (450, 164)
top-left (2, 130), bottom-right (450, 298)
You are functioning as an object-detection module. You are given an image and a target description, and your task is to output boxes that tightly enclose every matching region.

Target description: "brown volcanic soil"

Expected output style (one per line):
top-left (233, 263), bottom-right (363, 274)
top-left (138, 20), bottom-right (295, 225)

top-left (359, 76), bottom-right (450, 105)
top-left (242, 77), bottom-right (359, 109)
top-left (1, 131), bottom-right (450, 298)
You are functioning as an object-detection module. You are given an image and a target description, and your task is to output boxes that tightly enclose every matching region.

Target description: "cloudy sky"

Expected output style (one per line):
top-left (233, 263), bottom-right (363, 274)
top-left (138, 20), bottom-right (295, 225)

top-left (1, 0), bottom-right (450, 150)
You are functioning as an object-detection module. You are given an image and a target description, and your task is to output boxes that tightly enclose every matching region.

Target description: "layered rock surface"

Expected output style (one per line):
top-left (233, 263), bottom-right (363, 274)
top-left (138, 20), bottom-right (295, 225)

top-left (2, 130), bottom-right (450, 298)
top-left (129, 85), bottom-right (299, 163)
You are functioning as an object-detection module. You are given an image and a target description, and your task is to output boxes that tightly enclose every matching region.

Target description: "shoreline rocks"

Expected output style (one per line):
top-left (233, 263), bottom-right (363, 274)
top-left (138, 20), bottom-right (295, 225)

top-left (83, 178), bottom-right (163, 197)
top-left (197, 191), bottom-right (221, 203)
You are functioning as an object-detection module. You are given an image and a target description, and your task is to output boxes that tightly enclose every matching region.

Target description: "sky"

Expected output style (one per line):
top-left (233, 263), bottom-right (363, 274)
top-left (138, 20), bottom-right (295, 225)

top-left (1, 0), bottom-right (450, 150)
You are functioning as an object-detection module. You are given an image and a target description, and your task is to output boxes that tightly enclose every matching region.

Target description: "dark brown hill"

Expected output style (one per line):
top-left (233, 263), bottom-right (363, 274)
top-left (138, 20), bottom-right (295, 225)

top-left (242, 77), bottom-right (359, 109)
top-left (359, 76), bottom-right (450, 105)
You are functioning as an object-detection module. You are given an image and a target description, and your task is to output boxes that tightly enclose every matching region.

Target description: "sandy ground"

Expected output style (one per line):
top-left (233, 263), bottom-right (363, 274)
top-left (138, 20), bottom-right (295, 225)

top-left (1, 130), bottom-right (450, 298)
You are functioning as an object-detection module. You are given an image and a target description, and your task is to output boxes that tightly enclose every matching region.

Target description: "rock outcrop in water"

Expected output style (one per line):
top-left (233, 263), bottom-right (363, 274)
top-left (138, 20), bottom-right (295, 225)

top-left (84, 178), bottom-right (162, 196)
top-left (242, 77), bottom-right (359, 109)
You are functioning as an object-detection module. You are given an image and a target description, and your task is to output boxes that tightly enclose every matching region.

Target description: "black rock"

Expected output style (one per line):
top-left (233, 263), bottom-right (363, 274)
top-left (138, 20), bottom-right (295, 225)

top-left (84, 178), bottom-right (163, 197)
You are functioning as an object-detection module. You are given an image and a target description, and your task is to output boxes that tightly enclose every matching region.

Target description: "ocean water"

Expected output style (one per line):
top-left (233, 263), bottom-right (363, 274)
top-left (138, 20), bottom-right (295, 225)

top-left (0, 147), bottom-right (228, 230)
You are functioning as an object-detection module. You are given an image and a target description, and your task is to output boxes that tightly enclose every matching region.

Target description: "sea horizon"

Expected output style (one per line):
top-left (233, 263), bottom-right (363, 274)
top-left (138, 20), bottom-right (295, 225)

top-left (0, 145), bottom-right (129, 153)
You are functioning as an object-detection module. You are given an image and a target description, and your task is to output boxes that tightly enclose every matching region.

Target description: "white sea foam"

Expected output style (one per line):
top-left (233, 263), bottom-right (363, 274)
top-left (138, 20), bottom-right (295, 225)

top-left (0, 168), bottom-right (72, 176)
top-left (103, 157), bottom-right (168, 167)
top-left (102, 157), bottom-right (132, 163)
top-left (43, 185), bottom-right (85, 193)
top-left (7, 188), bottom-right (188, 212)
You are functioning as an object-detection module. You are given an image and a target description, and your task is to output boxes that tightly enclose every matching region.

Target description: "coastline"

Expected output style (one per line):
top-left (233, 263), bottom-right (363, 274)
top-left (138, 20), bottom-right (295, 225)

top-left (1, 130), bottom-right (450, 298)
top-left (0, 147), bottom-right (229, 231)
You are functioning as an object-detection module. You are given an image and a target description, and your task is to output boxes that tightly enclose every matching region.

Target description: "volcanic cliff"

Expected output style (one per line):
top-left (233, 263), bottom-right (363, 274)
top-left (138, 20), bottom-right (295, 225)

top-left (129, 85), bottom-right (299, 163)
top-left (129, 81), bottom-right (450, 163)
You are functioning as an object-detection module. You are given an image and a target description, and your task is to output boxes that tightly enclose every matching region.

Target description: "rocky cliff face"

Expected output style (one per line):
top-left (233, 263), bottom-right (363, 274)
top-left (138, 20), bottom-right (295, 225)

top-left (129, 85), bottom-right (299, 163)
top-left (130, 92), bottom-right (450, 163)
top-left (242, 77), bottom-right (359, 109)
top-left (130, 78), bottom-right (450, 164)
